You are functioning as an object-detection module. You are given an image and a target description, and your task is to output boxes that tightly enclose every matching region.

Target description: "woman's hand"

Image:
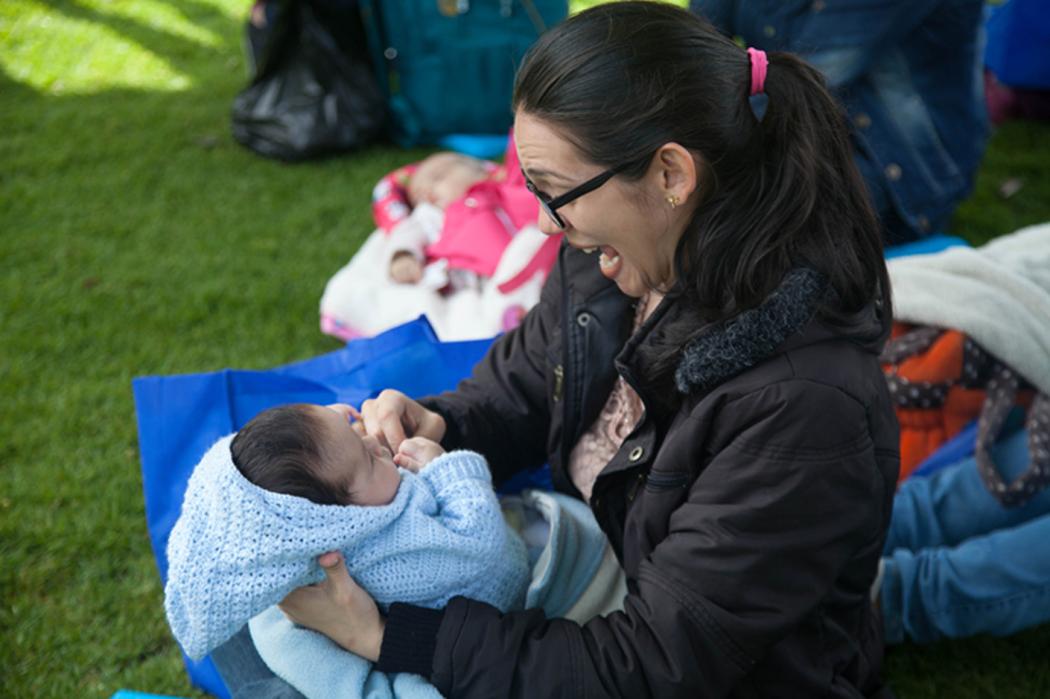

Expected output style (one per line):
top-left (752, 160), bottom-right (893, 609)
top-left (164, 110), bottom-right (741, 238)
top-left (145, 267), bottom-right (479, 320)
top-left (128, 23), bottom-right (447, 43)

top-left (325, 403), bottom-right (358, 422)
top-left (278, 552), bottom-right (385, 662)
top-left (394, 436), bottom-right (445, 472)
top-left (358, 389), bottom-right (445, 453)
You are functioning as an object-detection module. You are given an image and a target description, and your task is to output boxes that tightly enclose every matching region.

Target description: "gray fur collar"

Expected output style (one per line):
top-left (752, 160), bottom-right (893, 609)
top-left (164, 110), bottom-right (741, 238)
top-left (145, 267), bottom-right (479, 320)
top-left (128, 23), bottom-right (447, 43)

top-left (674, 268), bottom-right (827, 395)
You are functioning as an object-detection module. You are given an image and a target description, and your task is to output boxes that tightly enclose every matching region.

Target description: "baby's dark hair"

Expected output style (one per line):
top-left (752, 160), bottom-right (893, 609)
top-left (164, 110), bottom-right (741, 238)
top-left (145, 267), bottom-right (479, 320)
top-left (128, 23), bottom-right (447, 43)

top-left (230, 404), bottom-right (348, 505)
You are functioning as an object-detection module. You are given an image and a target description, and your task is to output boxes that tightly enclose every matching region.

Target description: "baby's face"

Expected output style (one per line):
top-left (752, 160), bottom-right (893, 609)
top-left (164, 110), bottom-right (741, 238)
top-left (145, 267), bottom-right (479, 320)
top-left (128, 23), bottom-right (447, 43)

top-left (406, 153), bottom-right (488, 209)
top-left (310, 405), bottom-right (401, 506)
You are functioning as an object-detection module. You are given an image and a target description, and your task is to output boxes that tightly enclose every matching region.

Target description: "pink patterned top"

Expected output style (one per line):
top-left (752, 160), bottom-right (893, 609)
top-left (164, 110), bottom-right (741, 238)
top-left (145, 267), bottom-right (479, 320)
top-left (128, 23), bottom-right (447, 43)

top-left (568, 292), bottom-right (661, 501)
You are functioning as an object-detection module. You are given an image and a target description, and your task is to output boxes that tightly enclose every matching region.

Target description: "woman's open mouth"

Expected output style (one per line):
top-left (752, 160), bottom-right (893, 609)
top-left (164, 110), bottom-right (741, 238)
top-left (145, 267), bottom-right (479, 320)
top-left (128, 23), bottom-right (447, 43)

top-left (598, 245), bottom-right (622, 279)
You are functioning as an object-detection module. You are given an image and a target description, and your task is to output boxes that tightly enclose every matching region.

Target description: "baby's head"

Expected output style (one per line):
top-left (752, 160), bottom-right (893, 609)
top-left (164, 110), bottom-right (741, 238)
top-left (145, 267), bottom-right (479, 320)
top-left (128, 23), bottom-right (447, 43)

top-left (230, 404), bottom-right (401, 506)
top-left (406, 152), bottom-right (488, 209)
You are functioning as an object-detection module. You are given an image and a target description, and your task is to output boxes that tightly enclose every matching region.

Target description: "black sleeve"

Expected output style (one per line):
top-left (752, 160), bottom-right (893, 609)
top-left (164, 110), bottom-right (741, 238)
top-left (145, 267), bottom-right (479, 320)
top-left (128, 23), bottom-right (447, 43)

top-left (375, 603), bottom-right (444, 677)
top-left (383, 381), bottom-right (891, 698)
top-left (417, 248), bottom-right (563, 486)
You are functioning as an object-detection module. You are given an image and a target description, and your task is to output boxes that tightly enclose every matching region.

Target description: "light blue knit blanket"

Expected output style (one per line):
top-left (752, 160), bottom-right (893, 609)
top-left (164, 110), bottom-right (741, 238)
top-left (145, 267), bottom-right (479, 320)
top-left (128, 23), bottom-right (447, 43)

top-left (164, 435), bottom-right (529, 665)
top-left (249, 488), bottom-right (620, 699)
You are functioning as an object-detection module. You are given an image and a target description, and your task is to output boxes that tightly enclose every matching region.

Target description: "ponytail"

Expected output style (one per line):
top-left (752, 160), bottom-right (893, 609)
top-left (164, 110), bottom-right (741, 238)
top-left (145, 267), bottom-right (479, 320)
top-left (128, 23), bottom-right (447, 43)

top-left (514, 1), bottom-right (892, 331)
top-left (684, 50), bottom-right (891, 327)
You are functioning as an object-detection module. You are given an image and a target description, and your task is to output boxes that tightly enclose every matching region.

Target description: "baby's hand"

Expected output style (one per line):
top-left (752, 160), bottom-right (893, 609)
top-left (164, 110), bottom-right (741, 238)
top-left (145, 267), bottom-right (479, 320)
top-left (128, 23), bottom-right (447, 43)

top-left (394, 436), bottom-right (445, 472)
top-left (390, 252), bottom-right (423, 284)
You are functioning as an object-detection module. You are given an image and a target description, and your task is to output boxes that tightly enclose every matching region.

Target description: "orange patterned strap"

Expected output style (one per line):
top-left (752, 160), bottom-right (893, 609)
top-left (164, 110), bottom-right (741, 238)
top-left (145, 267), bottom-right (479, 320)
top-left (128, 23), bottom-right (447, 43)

top-left (976, 373), bottom-right (1050, 508)
top-left (883, 324), bottom-right (1050, 507)
top-left (882, 327), bottom-right (993, 410)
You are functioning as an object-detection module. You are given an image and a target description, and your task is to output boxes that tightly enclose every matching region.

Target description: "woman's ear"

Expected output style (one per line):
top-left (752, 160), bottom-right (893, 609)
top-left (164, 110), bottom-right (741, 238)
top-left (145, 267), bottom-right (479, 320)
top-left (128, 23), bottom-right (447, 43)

top-left (651, 142), bottom-right (699, 205)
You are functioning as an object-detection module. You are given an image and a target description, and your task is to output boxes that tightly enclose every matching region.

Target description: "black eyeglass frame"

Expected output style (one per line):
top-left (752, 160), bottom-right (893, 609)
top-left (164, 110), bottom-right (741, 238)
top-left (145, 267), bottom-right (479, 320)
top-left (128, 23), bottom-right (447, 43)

top-left (522, 162), bottom-right (631, 229)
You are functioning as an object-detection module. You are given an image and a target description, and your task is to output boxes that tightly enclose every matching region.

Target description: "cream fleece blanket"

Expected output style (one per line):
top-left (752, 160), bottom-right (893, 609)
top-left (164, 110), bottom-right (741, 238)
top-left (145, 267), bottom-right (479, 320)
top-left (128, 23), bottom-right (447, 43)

top-left (888, 223), bottom-right (1050, 394)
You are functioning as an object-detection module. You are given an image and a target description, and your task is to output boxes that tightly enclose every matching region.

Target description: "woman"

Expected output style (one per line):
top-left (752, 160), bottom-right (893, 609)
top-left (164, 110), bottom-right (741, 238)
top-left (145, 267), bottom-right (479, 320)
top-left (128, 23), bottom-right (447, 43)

top-left (222, 2), bottom-right (900, 696)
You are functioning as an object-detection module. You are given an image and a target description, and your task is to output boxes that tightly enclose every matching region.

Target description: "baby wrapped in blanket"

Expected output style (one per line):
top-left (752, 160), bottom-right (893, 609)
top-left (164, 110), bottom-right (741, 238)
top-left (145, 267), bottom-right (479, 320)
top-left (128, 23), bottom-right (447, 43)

top-left (164, 402), bottom-right (529, 697)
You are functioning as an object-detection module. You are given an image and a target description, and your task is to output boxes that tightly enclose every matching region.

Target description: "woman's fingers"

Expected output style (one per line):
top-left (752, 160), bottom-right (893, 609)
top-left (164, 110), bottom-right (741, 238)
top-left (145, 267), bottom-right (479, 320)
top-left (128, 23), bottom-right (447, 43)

top-left (328, 402), bottom-right (367, 435)
top-left (357, 390), bottom-right (445, 454)
top-left (277, 552), bottom-right (384, 660)
top-left (358, 398), bottom-right (385, 448)
top-left (318, 552), bottom-right (356, 601)
top-left (377, 409), bottom-right (409, 453)
top-left (360, 390), bottom-right (409, 452)
top-left (415, 409), bottom-right (446, 443)
top-left (346, 405), bottom-right (367, 436)
top-left (325, 403), bottom-right (355, 420)
top-left (318, 550), bottom-right (342, 568)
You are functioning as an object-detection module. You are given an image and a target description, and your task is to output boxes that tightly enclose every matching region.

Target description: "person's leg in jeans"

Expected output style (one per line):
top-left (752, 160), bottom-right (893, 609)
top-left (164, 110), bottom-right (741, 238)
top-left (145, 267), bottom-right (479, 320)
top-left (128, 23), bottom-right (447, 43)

top-left (210, 624), bottom-right (305, 699)
top-left (884, 429), bottom-right (1044, 552)
top-left (881, 429), bottom-right (1050, 642)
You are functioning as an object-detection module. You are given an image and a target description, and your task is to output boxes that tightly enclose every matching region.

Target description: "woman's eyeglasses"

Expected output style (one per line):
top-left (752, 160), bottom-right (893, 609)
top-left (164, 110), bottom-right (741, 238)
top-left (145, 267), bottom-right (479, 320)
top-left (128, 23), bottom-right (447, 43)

top-left (522, 163), bottom-right (629, 229)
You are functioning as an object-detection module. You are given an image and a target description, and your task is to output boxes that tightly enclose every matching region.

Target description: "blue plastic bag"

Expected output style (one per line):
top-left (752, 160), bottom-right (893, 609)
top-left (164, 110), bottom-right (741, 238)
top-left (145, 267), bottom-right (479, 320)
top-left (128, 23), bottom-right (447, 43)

top-left (133, 317), bottom-right (498, 697)
top-left (884, 233), bottom-right (969, 260)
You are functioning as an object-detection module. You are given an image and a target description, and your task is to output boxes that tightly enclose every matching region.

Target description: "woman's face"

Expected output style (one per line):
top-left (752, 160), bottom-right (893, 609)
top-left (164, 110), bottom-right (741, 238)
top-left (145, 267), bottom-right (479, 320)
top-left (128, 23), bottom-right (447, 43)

top-left (514, 110), bottom-right (692, 298)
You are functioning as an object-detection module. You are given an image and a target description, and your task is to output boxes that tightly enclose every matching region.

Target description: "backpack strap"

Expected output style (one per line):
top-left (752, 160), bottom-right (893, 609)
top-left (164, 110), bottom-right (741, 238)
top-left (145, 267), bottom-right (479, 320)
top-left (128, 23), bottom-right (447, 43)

top-left (977, 373), bottom-right (1050, 508)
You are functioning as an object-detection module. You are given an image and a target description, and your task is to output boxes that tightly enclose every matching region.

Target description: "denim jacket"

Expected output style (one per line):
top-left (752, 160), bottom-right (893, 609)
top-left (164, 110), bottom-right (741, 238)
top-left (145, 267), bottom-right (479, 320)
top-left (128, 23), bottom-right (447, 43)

top-left (691, 0), bottom-right (989, 243)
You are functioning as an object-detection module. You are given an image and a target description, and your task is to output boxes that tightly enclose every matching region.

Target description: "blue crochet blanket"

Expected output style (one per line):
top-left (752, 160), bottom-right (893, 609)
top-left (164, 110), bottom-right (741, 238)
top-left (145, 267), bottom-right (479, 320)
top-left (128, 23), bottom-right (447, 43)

top-left (249, 487), bottom-right (618, 699)
top-left (164, 436), bottom-right (529, 662)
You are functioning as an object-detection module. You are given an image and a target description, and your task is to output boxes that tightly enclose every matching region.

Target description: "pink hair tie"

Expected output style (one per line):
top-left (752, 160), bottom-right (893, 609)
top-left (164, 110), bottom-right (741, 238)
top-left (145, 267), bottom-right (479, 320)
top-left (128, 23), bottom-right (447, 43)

top-left (747, 47), bottom-right (768, 96)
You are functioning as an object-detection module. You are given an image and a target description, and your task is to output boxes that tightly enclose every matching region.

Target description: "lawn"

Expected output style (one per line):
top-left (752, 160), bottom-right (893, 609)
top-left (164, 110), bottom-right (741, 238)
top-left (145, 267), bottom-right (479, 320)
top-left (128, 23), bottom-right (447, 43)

top-left (2, 1), bottom-right (1049, 697)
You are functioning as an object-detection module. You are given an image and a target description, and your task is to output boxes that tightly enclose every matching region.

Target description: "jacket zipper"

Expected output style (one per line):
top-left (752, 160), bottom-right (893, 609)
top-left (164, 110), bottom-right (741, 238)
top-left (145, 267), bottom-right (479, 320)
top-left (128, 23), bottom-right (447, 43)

top-left (627, 471), bottom-right (647, 502)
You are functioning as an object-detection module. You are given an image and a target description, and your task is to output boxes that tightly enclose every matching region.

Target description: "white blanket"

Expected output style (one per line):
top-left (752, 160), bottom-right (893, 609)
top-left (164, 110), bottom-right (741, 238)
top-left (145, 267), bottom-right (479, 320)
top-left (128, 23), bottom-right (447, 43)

top-left (888, 223), bottom-right (1050, 394)
top-left (251, 489), bottom-right (627, 699)
top-left (320, 223), bottom-right (550, 342)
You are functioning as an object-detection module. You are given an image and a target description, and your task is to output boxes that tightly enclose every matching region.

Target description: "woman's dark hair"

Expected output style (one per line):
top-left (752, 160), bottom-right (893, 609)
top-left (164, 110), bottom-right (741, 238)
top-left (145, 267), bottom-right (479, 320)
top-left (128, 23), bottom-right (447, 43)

top-left (230, 404), bottom-right (347, 505)
top-left (513, 1), bottom-right (891, 332)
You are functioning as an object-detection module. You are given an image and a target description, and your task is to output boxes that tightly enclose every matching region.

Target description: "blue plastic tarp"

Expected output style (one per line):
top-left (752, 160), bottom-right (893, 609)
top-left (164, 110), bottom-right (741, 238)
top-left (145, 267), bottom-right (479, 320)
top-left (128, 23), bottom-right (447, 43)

top-left (133, 317), bottom-right (507, 697)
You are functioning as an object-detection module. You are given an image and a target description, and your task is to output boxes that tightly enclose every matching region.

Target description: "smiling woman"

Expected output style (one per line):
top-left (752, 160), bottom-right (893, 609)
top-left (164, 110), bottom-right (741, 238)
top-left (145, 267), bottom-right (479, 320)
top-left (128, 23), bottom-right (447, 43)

top-left (511, 1), bottom-right (888, 327)
top-left (212, 2), bottom-right (900, 697)
top-left (516, 112), bottom-right (700, 297)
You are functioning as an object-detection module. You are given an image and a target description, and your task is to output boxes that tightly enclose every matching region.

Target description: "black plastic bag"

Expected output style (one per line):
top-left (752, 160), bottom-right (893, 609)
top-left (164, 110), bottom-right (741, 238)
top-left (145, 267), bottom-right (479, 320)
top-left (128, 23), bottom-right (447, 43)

top-left (231, 0), bottom-right (386, 161)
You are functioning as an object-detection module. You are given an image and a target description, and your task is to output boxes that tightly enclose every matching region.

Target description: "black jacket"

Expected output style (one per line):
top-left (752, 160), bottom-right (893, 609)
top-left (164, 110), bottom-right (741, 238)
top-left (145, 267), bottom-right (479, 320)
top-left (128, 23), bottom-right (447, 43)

top-left (378, 243), bottom-right (900, 698)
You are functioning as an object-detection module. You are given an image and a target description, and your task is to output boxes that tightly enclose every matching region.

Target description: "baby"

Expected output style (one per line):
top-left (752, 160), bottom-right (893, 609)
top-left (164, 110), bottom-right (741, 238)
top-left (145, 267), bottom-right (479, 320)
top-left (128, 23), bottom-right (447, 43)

top-left (388, 152), bottom-right (490, 284)
top-left (405, 152), bottom-right (490, 210)
top-left (164, 402), bottom-right (529, 662)
top-left (320, 132), bottom-right (554, 341)
top-left (229, 402), bottom-right (438, 506)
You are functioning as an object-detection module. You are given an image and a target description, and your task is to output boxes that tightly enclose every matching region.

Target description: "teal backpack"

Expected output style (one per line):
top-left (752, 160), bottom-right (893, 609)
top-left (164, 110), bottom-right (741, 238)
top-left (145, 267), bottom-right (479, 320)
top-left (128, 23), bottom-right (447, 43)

top-left (359, 0), bottom-right (568, 146)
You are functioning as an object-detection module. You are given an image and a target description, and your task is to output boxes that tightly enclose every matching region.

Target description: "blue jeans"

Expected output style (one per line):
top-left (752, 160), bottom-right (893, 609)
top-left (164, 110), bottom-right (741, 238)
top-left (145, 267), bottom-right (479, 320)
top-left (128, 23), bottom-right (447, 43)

top-left (210, 624), bottom-right (303, 699)
top-left (881, 429), bottom-right (1050, 643)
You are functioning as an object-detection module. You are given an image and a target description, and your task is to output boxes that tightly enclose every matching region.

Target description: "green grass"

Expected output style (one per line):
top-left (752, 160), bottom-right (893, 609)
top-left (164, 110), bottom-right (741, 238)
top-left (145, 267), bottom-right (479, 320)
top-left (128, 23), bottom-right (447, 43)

top-left (1, 1), bottom-right (1049, 697)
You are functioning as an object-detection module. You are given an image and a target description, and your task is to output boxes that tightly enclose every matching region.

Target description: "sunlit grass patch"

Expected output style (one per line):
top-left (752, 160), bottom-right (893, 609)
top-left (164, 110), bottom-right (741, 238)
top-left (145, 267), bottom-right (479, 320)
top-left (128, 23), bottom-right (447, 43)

top-left (0, 0), bottom-right (237, 94)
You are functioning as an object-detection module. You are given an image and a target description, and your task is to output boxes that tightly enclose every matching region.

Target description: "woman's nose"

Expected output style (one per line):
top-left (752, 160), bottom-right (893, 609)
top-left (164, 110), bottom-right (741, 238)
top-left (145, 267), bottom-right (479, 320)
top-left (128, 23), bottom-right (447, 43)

top-left (537, 210), bottom-right (563, 235)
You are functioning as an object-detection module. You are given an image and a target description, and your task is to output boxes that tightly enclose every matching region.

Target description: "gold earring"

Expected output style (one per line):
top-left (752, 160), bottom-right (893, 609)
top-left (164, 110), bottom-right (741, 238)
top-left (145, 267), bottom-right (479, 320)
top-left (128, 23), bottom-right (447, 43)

top-left (666, 194), bottom-right (680, 209)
